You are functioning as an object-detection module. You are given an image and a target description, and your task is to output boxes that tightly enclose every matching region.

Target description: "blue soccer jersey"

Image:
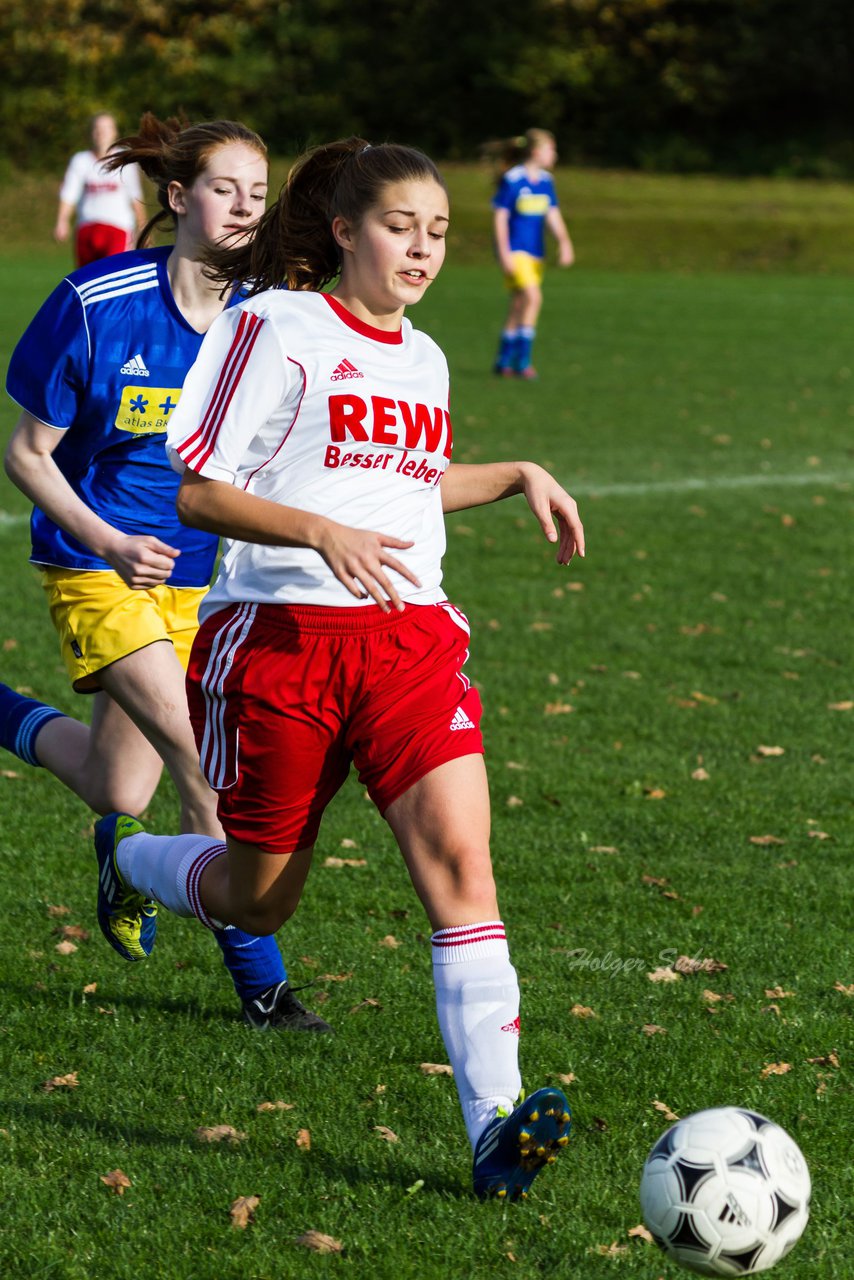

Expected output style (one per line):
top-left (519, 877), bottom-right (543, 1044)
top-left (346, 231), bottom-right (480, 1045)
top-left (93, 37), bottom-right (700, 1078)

top-left (5, 246), bottom-right (237, 586)
top-left (492, 165), bottom-right (558, 260)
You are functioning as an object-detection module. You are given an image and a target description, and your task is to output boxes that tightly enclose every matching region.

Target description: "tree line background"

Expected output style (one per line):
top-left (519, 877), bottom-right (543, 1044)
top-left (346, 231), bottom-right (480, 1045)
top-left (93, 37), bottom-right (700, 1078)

top-left (2, 0), bottom-right (854, 177)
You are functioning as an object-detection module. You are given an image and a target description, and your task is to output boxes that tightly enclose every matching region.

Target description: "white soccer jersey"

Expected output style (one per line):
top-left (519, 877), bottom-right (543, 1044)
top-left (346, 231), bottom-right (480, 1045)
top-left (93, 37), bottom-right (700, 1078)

top-left (167, 291), bottom-right (453, 617)
top-left (59, 150), bottom-right (142, 231)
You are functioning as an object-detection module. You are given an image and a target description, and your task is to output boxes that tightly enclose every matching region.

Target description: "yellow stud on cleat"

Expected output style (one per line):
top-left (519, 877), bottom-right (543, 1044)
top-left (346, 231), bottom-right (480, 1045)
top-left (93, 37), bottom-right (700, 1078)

top-left (519, 1129), bottom-right (531, 1142)
top-left (558, 1135), bottom-right (569, 1146)
top-left (529, 1110), bottom-right (540, 1121)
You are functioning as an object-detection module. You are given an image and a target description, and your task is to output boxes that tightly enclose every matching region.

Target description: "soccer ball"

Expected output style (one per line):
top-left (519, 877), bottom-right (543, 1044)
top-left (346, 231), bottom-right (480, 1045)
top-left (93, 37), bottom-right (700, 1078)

top-left (639, 1107), bottom-right (810, 1275)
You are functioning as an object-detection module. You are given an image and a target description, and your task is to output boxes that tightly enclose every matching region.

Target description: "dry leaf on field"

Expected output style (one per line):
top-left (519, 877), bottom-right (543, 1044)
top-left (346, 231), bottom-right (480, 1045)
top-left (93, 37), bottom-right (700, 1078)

top-left (96, 1007), bottom-right (116, 1016)
top-left (42, 1072), bottom-right (79, 1092)
top-left (544, 702), bottom-right (574, 715)
top-left (529, 621), bottom-right (554, 632)
top-left (834, 981), bottom-right (854, 996)
top-left (373, 1126), bottom-right (398, 1143)
top-left (295, 1230), bottom-right (343, 1254)
top-left (82, 982), bottom-right (97, 994)
top-left (505, 760), bottom-right (526, 770)
top-left (296, 1128), bottom-right (311, 1150)
top-left (589, 845), bottom-right (619, 854)
top-left (691, 767), bottom-right (711, 780)
top-left (652, 1100), bottom-right (680, 1121)
top-left (642, 874), bottom-right (669, 887)
top-left (690, 690), bottom-right (718, 704)
top-left (506, 795), bottom-right (524, 807)
top-left (762, 1003), bottom-right (782, 1016)
top-left (194, 1125), bottom-right (247, 1144)
top-left (319, 971), bottom-right (353, 982)
top-left (47, 904), bottom-right (70, 917)
top-left (749, 834), bottom-right (785, 846)
top-left (323, 856), bottom-right (367, 868)
top-left (807, 1053), bottom-right (840, 1068)
top-left (348, 998), bottom-right (382, 1014)
top-left (570, 1004), bottom-right (597, 1018)
top-left (3, 638), bottom-right (17, 650)
top-left (644, 787), bottom-right (666, 800)
top-left (2, 769), bottom-right (21, 779)
top-left (596, 1241), bottom-right (628, 1256)
top-left (807, 830), bottom-right (831, 839)
top-left (675, 955), bottom-right (728, 975)
top-left (827, 701), bottom-right (853, 711)
top-left (256, 1100), bottom-right (296, 1113)
top-left (764, 986), bottom-right (794, 998)
top-left (229, 1195), bottom-right (260, 1230)
top-left (756, 745), bottom-right (785, 757)
top-left (420, 1062), bottom-right (453, 1076)
top-left (100, 1169), bottom-right (131, 1195)
top-left (54, 941), bottom-right (78, 956)
top-left (628, 1224), bottom-right (654, 1243)
top-left (760, 1062), bottom-right (792, 1079)
top-left (378, 935), bottom-right (401, 949)
top-left (339, 838), bottom-right (358, 848)
top-left (642, 1024), bottom-right (667, 1036)
top-left (647, 966), bottom-right (680, 983)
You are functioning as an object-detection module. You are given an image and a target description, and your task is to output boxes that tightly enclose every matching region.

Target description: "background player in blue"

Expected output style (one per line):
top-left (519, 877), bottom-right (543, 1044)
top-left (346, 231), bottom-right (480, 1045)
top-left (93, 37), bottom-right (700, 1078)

top-left (1, 113), bottom-right (329, 1033)
top-left (491, 129), bottom-right (575, 379)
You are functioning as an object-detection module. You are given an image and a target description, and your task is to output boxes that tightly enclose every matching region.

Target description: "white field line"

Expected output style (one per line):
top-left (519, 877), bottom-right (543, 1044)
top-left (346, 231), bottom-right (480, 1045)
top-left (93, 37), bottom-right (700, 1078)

top-left (568, 470), bottom-right (854, 499)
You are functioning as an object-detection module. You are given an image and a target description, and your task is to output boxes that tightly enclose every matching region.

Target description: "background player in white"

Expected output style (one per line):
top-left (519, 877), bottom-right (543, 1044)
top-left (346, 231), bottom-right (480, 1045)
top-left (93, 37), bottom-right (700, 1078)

top-left (2, 113), bottom-right (328, 1032)
top-left (54, 112), bottom-right (146, 267)
top-left (94, 137), bottom-right (584, 1199)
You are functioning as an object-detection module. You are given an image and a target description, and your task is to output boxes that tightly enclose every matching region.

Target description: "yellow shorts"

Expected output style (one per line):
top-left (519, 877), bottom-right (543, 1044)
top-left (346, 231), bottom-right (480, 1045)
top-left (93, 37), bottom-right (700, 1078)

top-left (39, 567), bottom-right (208, 693)
top-left (504, 251), bottom-right (545, 291)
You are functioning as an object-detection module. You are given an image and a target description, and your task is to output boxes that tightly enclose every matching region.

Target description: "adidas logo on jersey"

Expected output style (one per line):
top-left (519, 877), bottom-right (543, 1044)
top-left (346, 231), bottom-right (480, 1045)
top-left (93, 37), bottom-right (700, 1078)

top-left (330, 358), bottom-right (363, 381)
top-left (120, 354), bottom-right (150, 377)
top-left (449, 707), bottom-right (475, 731)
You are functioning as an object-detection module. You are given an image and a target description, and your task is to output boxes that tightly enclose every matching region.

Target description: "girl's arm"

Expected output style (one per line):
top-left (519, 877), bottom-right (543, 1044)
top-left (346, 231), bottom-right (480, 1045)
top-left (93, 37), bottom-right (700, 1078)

top-left (4, 411), bottom-right (180, 589)
top-left (493, 207), bottom-right (516, 275)
top-left (177, 468), bottom-right (421, 612)
top-left (546, 206), bottom-right (574, 267)
top-left (440, 461), bottom-right (584, 564)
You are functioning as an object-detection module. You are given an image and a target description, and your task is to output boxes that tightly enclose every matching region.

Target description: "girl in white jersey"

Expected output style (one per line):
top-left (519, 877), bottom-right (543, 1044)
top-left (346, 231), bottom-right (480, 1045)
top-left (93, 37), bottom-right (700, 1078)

top-left (95, 137), bottom-right (585, 1201)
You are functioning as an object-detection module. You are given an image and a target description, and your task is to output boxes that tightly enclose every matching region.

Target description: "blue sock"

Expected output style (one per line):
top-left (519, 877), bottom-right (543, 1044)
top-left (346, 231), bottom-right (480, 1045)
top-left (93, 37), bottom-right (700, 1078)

top-left (495, 330), bottom-right (518, 370)
top-left (214, 926), bottom-right (288, 1002)
top-left (0, 682), bottom-right (66, 767)
top-left (516, 327), bottom-right (536, 371)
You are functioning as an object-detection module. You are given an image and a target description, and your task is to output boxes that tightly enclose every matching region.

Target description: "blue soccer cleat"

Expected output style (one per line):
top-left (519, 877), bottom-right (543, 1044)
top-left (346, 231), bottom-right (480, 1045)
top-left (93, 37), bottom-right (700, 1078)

top-left (473, 1086), bottom-right (571, 1201)
top-left (95, 813), bottom-right (157, 962)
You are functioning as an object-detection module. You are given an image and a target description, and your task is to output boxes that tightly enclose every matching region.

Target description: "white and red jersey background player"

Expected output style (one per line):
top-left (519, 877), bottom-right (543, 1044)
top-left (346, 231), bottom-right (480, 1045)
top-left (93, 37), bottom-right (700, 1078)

top-left (168, 290), bottom-right (453, 620)
top-left (59, 149), bottom-right (143, 237)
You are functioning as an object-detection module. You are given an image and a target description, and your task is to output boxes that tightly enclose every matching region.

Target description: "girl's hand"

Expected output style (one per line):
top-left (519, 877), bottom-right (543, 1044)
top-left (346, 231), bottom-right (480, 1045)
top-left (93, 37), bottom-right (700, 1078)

top-left (519, 464), bottom-right (585, 564)
top-left (317, 522), bottom-right (421, 612)
top-left (105, 534), bottom-right (181, 589)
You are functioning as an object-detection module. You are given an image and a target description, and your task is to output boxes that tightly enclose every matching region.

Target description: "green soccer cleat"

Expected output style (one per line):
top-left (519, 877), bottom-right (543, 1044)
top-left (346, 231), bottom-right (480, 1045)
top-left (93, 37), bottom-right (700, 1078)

top-left (472, 1086), bottom-right (571, 1201)
top-left (95, 813), bottom-right (157, 962)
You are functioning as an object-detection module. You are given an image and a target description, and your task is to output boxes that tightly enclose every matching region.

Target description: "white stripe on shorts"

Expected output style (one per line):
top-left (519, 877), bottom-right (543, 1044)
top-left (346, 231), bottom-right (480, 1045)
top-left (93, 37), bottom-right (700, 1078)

top-left (198, 602), bottom-right (257, 790)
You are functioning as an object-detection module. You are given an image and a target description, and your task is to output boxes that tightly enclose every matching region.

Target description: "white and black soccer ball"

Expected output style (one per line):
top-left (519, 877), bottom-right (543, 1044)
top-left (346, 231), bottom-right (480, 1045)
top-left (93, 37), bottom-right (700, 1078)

top-left (639, 1106), bottom-right (810, 1276)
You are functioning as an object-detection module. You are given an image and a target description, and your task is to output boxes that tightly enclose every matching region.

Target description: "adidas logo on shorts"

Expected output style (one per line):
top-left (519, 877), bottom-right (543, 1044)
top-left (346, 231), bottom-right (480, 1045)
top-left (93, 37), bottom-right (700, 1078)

top-left (120, 353), bottom-right (150, 377)
top-left (449, 707), bottom-right (475, 731)
top-left (330, 358), bottom-right (364, 381)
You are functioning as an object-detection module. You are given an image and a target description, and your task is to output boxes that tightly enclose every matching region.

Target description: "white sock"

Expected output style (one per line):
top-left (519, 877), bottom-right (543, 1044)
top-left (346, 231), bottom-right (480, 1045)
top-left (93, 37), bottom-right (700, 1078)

top-left (117, 832), bottom-right (226, 929)
top-left (431, 921), bottom-right (522, 1150)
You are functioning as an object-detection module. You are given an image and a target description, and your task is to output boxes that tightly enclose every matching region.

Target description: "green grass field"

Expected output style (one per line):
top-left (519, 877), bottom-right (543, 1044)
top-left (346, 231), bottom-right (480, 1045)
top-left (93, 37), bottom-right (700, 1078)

top-left (0, 168), bottom-right (851, 1279)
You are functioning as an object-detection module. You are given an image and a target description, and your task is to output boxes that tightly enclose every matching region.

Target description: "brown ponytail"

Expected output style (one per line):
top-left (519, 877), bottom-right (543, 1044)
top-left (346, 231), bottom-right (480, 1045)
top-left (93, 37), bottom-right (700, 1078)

top-left (203, 136), bottom-right (446, 296)
top-left (103, 113), bottom-right (267, 247)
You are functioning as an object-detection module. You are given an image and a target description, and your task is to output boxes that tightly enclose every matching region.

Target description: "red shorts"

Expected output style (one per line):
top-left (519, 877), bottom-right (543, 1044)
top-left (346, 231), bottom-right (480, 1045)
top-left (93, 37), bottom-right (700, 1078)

top-left (76, 223), bottom-right (132, 267)
top-left (186, 601), bottom-right (484, 854)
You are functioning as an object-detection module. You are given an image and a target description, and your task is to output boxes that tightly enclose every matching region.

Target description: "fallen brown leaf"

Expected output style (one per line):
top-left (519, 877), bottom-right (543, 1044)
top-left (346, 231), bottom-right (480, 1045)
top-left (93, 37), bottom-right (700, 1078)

top-left (54, 941), bottom-right (78, 956)
top-left (544, 702), bottom-right (574, 715)
top-left (756, 744), bottom-right (785, 757)
top-left (194, 1125), bottom-right (247, 1144)
top-left (647, 966), bottom-right (680, 983)
top-left (807, 830), bottom-right (832, 840)
top-left (42, 1072), bottom-right (79, 1092)
top-left (420, 1062), bottom-right (453, 1076)
top-left (229, 1195), bottom-right (260, 1230)
top-left (589, 845), bottom-right (619, 854)
top-left (834, 981), bottom-right (854, 996)
top-left (323, 856), bottom-right (367, 868)
top-left (827, 700), bottom-right (853, 711)
top-left (642, 874), bottom-right (669, 887)
top-left (807, 1053), bottom-right (840, 1068)
top-left (58, 924), bottom-right (90, 941)
top-left (642, 1024), bottom-right (667, 1036)
top-left (675, 955), bottom-right (728, 975)
top-left (348, 998), bottom-right (382, 1014)
top-left (100, 1169), bottom-right (131, 1195)
top-left (628, 1224), bottom-right (654, 1243)
top-left (760, 1062), bottom-right (792, 1079)
top-left (764, 986), bottom-right (794, 998)
top-left (691, 767), bottom-right (711, 780)
top-left (46, 904), bottom-right (70, 917)
top-left (339, 838), bottom-right (359, 848)
top-left (749, 834), bottom-right (785, 846)
top-left (506, 795), bottom-right (524, 807)
top-left (551, 1072), bottom-right (577, 1085)
top-left (295, 1230), bottom-right (343, 1254)
top-left (373, 1125), bottom-right (398, 1143)
top-left (378, 935), bottom-right (401, 949)
top-left (644, 787), bottom-right (666, 800)
top-left (652, 1099), bottom-right (679, 1121)
top-left (256, 1100), bottom-right (296, 1113)
top-left (296, 1128), bottom-right (311, 1150)
top-left (82, 982), bottom-right (97, 994)
top-left (570, 1004), bottom-right (597, 1018)
top-left (319, 971), bottom-right (353, 982)
top-left (596, 1241), bottom-right (628, 1257)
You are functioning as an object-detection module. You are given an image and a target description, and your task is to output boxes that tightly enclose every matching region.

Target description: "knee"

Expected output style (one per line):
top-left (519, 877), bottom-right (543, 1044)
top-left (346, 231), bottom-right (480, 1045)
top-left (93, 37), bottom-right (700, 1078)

top-left (230, 895), bottom-right (299, 937)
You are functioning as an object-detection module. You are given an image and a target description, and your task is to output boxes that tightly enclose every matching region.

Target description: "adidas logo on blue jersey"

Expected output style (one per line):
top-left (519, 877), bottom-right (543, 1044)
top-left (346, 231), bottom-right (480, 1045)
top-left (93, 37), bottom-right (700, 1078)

top-left (120, 354), bottom-right (149, 377)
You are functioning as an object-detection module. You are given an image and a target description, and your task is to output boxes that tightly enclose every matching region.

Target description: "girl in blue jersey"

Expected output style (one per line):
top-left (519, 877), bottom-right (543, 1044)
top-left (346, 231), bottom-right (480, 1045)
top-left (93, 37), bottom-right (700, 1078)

top-left (491, 129), bottom-right (575, 379)
top-left (1, 113), bottom-right (329, 1032)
